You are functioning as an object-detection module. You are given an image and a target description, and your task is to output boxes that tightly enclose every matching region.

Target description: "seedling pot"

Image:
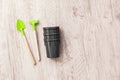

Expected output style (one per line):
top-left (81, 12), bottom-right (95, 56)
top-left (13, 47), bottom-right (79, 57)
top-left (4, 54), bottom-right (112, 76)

top-left (43, 27), bottom-right (60, 58)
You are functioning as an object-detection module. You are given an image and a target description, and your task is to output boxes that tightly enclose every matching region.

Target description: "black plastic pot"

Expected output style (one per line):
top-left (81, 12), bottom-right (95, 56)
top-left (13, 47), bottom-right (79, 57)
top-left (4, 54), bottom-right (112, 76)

top-left (43, 27), bottom-right (60, 58)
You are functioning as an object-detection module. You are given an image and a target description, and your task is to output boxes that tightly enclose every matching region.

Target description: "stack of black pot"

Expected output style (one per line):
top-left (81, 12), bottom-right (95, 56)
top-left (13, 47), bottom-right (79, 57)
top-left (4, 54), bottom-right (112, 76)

top-left (43, 27), bottom-right (60, 58)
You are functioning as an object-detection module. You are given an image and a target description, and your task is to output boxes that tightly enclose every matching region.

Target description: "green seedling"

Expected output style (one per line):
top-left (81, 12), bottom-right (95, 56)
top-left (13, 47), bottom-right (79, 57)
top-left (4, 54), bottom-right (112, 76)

top-left (16, 19), bottom-right (36, 65)
top-left (29, 20), bottom-right (41, 61)
top-left (16, 19), bottom-right (26, 36)
top-left (29, 20), bottom-right (39, 31)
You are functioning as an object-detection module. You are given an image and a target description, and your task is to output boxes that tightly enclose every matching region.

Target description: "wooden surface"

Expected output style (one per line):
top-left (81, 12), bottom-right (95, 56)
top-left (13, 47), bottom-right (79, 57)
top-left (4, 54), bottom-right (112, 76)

top-left (0, 0), bottom-right (120, 80)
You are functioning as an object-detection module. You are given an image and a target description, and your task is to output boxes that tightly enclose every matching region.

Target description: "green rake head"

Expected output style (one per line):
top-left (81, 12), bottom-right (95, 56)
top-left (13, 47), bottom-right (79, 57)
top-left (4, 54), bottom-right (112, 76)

top-left (29, 20), bottom-right (39, 31)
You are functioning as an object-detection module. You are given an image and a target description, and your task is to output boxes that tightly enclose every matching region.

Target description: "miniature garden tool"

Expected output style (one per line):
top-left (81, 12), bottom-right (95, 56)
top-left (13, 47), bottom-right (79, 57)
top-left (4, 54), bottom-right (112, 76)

top-left (29, 20), bottom-right (41, 61)
top-left (16, 19), bottom-right (36, 65)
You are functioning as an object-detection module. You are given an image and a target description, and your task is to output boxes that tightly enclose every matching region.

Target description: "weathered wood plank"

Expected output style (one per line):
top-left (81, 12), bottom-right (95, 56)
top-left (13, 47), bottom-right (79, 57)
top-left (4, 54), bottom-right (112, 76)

top-left (0, 0), bottom-right (120, 80)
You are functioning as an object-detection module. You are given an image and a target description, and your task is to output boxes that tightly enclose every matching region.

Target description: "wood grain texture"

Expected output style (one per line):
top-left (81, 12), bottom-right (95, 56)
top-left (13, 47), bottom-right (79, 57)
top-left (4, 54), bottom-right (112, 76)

top-left (0, 0), bottom-right (120, 80)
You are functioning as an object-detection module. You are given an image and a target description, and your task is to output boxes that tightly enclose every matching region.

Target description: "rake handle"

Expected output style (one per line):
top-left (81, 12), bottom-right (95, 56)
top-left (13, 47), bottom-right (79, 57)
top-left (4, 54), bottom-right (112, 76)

top-left (34, 31), bottom-right (41, 61)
